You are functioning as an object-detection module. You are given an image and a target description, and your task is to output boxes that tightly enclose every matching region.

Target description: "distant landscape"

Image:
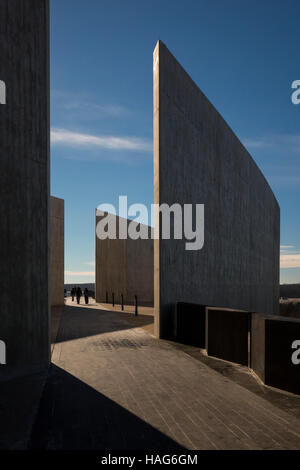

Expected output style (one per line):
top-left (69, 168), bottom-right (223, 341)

top-left (64, 284), bottom-right (300, 298)
top-left (65, 283), bottom-right (95, 292)
top-left (280, 284), bottom-right (300, 299)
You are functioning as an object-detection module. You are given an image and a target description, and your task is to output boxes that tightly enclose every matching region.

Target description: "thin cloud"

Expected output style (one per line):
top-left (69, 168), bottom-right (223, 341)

top-left (280, 254), bottom-right (300, 269)
top-left (280, 245), bottom-right (300, 268)
top-left (65, 270), bottom-right (95, 276)
top-left (51, 90), bottom-right (129, 118)
top-left (51, 128), bottom-right (152, 152)
top-left (84, 261), bottom-right (95, 267)
top-left (243, 134), bottom-right (300, 155)
top-left (243, 138), bottom-right (273, 149)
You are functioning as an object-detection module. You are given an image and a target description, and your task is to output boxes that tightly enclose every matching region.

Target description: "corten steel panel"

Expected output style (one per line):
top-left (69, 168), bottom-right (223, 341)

top-left (0, 1), bottom-right (50, 380)
top-left (95, 212), bottom-right (154, 307)
top-left (153, 41), bottom-right (280, 339)
top-left (50, 197), bottom-right (65, 307)
top-left (206, 308), bottom-right (250, 366)
top-left (252, 314), bottom-right (300, 395)
top-left (176, 303), bottom-right (206, 348)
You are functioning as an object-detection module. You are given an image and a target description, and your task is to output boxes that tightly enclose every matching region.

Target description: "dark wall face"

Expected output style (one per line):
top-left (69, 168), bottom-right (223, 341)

top-left (0, 1), bottom-right (50, 380)
top-left (153, 41), bottom-right (280, 339)
top-left (206, 308), bottom-right (250, 366)
top-left (266, 318), bottom-right (300, 395)
top-left (176, 303), bottom-right (206, 348)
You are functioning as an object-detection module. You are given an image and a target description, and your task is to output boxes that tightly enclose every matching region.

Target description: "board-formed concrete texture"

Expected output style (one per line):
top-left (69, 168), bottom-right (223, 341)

top-left (0, 0), bottom-right (50, 381)
top-left (95, 212), bottom-right (154, 307)
top-left (251, 314), bottom-right (300, 395)
top-left (206, 307), bottom-right (250, 366)
top-left (153, 41), bottom-right (280, 339)
top-left (50, 197), bottom-right (65, 307)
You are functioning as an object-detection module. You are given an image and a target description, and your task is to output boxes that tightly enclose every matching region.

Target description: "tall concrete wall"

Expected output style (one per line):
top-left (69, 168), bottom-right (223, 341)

top-left (153, 41), bottom-right (280, 339)
top-left (50, 197), bottom-right (65, 307)
top-left (95, 213), bottom-right (154, 306)
top-left (0, 1), bottom-right (50, 380)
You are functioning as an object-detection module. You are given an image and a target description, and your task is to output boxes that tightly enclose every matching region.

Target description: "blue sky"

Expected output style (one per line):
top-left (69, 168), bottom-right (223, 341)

top-left (50, 0), bottom-right (300, 284)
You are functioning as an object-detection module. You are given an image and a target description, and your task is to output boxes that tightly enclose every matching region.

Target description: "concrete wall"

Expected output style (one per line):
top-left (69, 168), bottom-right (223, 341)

top-left (153, 41), bottom-right (280, 339)
top-left (95, 212), bottom-right (154, 306)
top-left (251, 314), bottom-right (300, 395)
top-left (50, 197), bottom-right (64, 307)
top-left (0, 1), bottom-right (50, 380)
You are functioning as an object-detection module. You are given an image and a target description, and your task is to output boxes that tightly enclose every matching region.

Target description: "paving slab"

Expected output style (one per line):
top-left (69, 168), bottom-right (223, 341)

top-left (30, 300), bottom-right (300, 450)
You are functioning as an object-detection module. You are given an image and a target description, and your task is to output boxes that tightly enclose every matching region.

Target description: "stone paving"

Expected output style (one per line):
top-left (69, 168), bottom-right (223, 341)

top-left (30, 299), bottom-right (300, 450)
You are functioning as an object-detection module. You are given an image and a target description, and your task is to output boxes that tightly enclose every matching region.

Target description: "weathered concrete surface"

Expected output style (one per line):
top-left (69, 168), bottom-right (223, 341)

top-left (95, 212), bottom-right (154, 306)
top-left (153, 41), bottom-right (280, 339)
top-left (29, 300), bottom-right (300, 450)
top-left (0, 0), bottom-right (50, 381)
top-left (206, 307), bottom-right (250, 366)
top-left (50, 196), bottom-right (64, 307)
top-left (251, 314), bottom-right (300, 395)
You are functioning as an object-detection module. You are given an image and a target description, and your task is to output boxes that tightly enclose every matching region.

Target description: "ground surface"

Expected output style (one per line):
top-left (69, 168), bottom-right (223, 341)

top-left (27, 299), bottom-right (300, 450)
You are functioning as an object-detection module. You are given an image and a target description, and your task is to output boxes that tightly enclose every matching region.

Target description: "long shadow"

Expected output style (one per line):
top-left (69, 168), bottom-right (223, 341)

top-left (55, 305), bottom-right (153, 343)
top-left (29, 365), bottom-right (185, 451)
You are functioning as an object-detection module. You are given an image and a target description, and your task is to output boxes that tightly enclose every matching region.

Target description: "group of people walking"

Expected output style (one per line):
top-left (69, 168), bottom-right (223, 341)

top-left (71, 286), bottom-right (89, 305)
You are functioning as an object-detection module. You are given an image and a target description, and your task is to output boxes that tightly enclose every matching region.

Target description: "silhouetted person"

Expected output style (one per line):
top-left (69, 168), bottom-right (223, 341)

top-left (84, 288), bottom-right (89, 305)
top-left (76, 286), bottom-right (82, 304)
top-left (71, 287), bottom-right (75, 301)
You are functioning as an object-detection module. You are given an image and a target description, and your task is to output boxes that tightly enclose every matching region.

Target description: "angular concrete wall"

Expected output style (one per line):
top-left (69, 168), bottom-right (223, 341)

top-left (0, 1), bottom-right (50, 380)
top-left (95, 213), bottom-right (154, 306)
top-left (153, 41), bottom-right (280, 339)
top-left (50, 197), bottom-right (65, 307)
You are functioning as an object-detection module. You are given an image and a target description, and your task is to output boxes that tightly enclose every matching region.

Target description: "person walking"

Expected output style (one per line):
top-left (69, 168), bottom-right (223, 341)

top-left (71, 287), bottom-right (75, 302)
top-left (76, 286), bottom-right (82, 305)
top-left (84, 288), bottom-right (89, 305)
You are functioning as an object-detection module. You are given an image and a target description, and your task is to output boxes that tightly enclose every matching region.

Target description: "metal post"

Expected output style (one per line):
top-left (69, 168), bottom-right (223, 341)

top-left (135, 295), bottom-right (138, 316)
top-left (112, 292), bottom-right (115, 307)
top-left (121, 294), bottom-right (124, 311)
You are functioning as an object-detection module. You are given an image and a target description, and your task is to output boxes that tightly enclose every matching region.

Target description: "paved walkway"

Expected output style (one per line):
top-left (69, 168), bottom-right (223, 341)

top-left (30, 300), bottom-right (300, 450)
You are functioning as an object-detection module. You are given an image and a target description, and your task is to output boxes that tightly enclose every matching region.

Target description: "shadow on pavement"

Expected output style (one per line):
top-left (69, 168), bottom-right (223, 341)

top-left (29, 364), bottom-right (185, 451)
top-left (55, 305), bottom-right (154, 343)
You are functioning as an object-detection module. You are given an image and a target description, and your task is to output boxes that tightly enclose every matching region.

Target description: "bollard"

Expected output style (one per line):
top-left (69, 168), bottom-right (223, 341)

top-left (106, 291), bottom-right (108, 303)
top-left (112, 292), bottom-right (115, 307)
top-left (121, 294), bottom-right (124, 311)
top-left (135, 295), bottom-right (138, 316)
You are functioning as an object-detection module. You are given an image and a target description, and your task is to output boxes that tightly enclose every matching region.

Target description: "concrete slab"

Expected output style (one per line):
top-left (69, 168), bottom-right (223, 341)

top-left (153, 41), bottom-right (280, 340)
top-left (252, 313), bottom-right (300, 395)
top-left (206, 307), bottom-right (250, 366)
top-left (0, 0), bottom-right (50, 381)
top-left (176, 303), bottom-right (206, 348)
top-left (50, 196), bottom-right (64, 307)
top-left (95, 213), bottom-right (154, 307)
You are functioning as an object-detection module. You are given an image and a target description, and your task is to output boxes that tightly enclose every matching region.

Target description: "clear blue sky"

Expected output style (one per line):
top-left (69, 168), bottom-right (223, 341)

top-left (50, 0), bottom-right (300, 285)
